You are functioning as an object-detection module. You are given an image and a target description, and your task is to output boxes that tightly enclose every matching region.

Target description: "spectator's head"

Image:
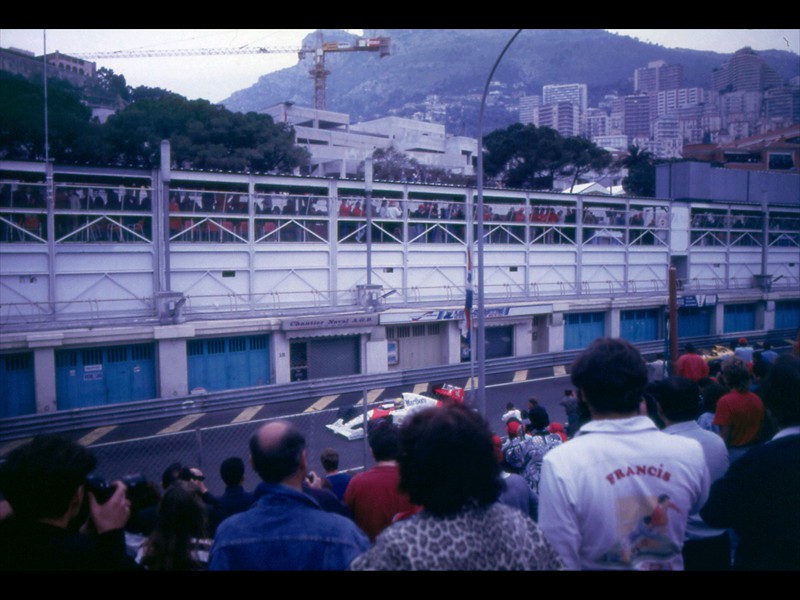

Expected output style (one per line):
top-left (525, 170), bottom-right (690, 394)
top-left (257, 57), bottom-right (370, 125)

top-left (141, 480), bottom-right (208, 571)
top-left (320, 448), bottom-right (340, 474)
top-left (528, 406), bottom-right (550, 430)
top-left (506, 418), bottom-right (523, 439)
top-left (721, 357), bottom-right (751, 392)
top-left (759, 354), bottom-right (800, 429)
top-left (763, 341), bottom-right (773, 351)
top-left (368, 420), bottom-right (401, 462)
top-left (249, 421), bottom-right (306, 485)
top-left (699, 381), bottom-right (727, 414)
top-left (752, 354), bottom-right (771, 380)
top-left (505, 402), bottom-right (515, 411)
top-left (570, 337), bottom-right (648, 415)
top-left (527, 397), bottom-right (539, 410)
top-left (738, 337), bottom-right (748, 347)
top-left (684, 343), bottom-right (697, 354)
top-left (0, 435), bottom-right (96, 523)
top-left (179, 467), bottom-right (203, 483)
top-left (161, 462), bottom-right (183, 491)
top-left (179, 466), bottom-right (209, 494)
top-left (220, 457), bottom-right (245, 488)
top-left (647, 377), bottom-right (702, 424)
top-left (398, 405), bottom-right (501, 517)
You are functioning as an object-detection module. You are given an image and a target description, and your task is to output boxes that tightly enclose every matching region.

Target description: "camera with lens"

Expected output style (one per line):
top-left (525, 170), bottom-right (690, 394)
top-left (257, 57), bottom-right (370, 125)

top-left (85, 473), bottom-right (148, 504)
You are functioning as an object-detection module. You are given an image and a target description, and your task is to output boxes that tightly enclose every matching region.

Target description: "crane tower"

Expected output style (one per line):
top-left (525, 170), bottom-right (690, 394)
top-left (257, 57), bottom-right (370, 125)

top-left (74, 34), bottom-right (391, 110)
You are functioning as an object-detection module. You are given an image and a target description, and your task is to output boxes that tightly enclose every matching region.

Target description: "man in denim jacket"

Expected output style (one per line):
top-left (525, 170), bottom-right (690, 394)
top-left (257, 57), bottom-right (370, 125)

top-left (209, 421), bottom-right (369, 570)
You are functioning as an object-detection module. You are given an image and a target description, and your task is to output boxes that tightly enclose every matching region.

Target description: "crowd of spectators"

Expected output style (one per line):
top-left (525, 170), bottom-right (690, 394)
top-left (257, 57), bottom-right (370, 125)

top-left (1, 335), bottom-right (797, 571)
top-left (1, 180), bottom-right (690, 249)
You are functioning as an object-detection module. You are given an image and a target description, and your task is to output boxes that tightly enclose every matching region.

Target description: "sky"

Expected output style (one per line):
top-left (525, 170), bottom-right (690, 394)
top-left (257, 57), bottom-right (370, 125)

top-left (1, 28), bottom-right (797, 104)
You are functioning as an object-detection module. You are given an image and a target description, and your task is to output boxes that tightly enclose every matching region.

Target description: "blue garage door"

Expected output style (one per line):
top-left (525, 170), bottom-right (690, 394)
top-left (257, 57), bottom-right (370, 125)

top-left (565, 312), bottom-right (605, 350)
top-left (55, 343), bottom-right (157, 409)
top-left (621, 308), bottom-right (661, 342)
top-left (678, 307), bottom-right (712, 338)
top-left (724, 303), bottom-right (756, 333)
top-left (1, 352), bottom-right (36, 418)
top-left (187, 334), bottom-right (270, 392)
top-left (776, 300), bottom-right (800, 330)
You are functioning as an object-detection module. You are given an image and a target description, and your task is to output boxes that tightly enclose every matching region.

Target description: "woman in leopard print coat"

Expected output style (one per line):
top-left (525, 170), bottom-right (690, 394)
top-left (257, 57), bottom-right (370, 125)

top-left (349, 405), bottom-right (565, 571)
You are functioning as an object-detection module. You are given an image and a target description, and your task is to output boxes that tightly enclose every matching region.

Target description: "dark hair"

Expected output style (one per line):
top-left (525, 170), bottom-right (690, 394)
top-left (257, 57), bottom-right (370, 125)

top-left (528, 406), bottom-right (550, 430)
top-left (398, 405), bottom-right (501, 517)
top-left (161, 462), bottom-right (183, 490)
top-left (685, 343), bottom-right (696, 353)
top-left (220, 457), bottom-right (245, 488)
top-left (759, 354), bottom-right (800, 427)
top-left (699, 381), bottom-right (727, 413)
top-left (320, 448), bottom-right (340, 472)
top-left (368, 421), bottom-right (401, 462)
top-left (752, 354), bottom-right (771, 380)
top-left (647, 377), bottom-right (701, 423)
top-left (249, 422), bottom-right (306, 483)
top-left (0, 435), bottom-right (96, 520)
top-left (721, 357), bottom-right (751, 391)
top-left (140, 480), bottom-right (208, 571)
top-left (570, 337), bottom-right (648, 414)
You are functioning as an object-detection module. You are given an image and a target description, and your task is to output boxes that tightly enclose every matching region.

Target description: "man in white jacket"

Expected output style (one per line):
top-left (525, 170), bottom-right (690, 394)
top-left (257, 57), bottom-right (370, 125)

top-left (538, 338), bottom-right (710, 571)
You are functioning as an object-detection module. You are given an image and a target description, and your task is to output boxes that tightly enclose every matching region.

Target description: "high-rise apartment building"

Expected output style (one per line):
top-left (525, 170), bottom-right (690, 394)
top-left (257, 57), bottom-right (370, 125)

top-left (535, 102), bottom-right (580, 137)
top-left (634, 60), bottom-right (684, 94)
top-left (542, 83), bottom-right (587, 114)
top-left (622, 94), bottom-right (651, 140)
top-left (712, 47), bottom-right (783, 93)
top-left (519, 94), bottom-right (541, 125)
top-left (582, 108), bottom-right (609, 140)
top-left (764, 85), bottom-right (800, 126)
top-left (652, 115), bottom-right (683, 158)
top-left (656, 87), bottom-right (712, 117)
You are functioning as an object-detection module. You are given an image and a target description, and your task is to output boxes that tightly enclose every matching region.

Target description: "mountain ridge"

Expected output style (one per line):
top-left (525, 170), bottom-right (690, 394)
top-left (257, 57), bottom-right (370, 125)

top-left (221, 29), bottom-right (800, 138)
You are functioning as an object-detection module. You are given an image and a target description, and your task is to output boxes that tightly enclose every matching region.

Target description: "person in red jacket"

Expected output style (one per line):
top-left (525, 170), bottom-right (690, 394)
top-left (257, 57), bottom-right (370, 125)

top-left (344, 421), bottom-right (417, 541)
top-left (675, 343), bottom-right (709, 383)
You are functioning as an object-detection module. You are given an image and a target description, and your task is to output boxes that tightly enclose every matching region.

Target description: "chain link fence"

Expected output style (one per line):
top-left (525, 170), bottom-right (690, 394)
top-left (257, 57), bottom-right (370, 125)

top-left (88, 406), bottom-right (374, 497)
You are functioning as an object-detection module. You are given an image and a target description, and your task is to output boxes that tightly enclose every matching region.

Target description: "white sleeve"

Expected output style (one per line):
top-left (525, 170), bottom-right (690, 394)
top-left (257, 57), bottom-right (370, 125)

top-left (537, 455), bottom-right (582, 570)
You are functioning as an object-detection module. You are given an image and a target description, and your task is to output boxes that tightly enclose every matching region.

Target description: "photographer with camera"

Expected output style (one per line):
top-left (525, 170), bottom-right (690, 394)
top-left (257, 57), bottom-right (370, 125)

top-left (0, 435), bottom-right (139, 571)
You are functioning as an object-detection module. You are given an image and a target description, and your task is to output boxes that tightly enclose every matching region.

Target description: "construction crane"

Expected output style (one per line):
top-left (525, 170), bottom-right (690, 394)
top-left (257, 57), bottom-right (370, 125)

top-left (73, 34), bottom-right (391, 110)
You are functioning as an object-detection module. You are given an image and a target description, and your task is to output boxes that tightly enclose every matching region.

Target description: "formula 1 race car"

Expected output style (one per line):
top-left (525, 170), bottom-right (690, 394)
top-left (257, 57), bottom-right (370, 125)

top-left (326, 384), bottom-right (466, 441)
top-left (700, 344), bottom-right (734, 365)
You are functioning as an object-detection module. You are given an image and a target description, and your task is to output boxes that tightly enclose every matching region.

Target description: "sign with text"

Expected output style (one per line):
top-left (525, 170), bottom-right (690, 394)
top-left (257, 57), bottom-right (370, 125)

top-left (282, 314), bottom-right (379, 331)
top-left (679, 294), bottom-right (718, 308)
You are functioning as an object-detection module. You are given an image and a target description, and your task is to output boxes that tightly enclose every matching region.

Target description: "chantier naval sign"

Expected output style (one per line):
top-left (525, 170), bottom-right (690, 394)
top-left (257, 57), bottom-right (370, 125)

top-left (282, 314), bottom-right (380, 331)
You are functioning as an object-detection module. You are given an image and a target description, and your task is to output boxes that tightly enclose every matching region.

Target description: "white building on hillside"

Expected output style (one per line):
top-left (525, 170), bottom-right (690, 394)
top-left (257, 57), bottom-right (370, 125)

top-left (261, 103), bottom-right (477, 179)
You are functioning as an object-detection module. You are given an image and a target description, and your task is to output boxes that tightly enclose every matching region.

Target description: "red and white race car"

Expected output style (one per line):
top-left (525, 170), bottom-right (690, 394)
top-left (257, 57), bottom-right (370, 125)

top-left (326, 384), bottom-right (465, 441)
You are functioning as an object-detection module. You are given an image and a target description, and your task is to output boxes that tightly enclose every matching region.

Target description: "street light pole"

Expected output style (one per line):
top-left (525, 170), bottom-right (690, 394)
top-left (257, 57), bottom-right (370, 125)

top-left (475, 29), bottom-right (522, 416)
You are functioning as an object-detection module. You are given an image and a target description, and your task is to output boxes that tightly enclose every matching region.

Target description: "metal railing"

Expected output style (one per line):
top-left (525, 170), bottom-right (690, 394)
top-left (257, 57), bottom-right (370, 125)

top-left (5, 331), bottom-right (795, 443)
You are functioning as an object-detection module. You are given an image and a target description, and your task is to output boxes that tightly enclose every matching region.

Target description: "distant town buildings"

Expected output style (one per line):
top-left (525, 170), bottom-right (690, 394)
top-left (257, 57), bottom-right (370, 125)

top-left (634, 60), bottom-right (684, 94)
top-left (518, 46), bottom-right (799, 163)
